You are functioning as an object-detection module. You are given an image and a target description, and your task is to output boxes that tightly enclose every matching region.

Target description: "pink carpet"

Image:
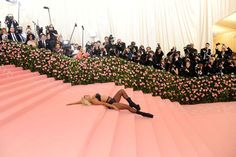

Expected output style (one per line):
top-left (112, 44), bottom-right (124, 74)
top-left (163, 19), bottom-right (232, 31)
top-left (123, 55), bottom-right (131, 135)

top-left (0, 65), bottom-right (235, 157)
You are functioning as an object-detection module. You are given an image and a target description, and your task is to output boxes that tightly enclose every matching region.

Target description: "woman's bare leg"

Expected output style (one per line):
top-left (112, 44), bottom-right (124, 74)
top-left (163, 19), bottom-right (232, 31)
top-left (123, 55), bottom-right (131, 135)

top-left (112, 103), bottom-right (137, 113)
top-left (112, 103), bottom-right (153, 118)
top-left (112, 89), bottom-right (129, 103)
top-left (112, 89), bottom-right (141, 111)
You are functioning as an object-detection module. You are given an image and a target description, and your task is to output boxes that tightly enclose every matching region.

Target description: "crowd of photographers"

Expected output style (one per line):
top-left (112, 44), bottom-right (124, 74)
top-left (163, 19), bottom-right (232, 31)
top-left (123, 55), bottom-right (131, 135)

top-left (1, 14), bottom-right (235, 78)
top-left (86, 39), bottom-right (235, 77)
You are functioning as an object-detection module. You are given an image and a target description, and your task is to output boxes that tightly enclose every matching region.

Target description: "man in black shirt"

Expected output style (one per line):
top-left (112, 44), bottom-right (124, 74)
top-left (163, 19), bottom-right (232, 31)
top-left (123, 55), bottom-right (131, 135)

top-left (115, 39), bottom-right (126, 56)
top-left (200, 43), bottom-right (211, 64)
top-left (153, 47), bottom-right (164, 69)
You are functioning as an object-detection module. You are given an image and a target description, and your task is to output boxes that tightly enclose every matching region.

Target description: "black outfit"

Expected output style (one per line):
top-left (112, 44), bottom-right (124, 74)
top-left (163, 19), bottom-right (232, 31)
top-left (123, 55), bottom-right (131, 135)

top-left (5, 20), bottom-right (18, 30)
top-left (153, 51), bottom-right (164, 68)
top-left (128, 45), bottom-right (138, 54)
top-left (140, 52), bottom-right (148, 65)
top-left (107, 97), bottom-right (116, 104)
top-left (224, 48), bottom-right (233, 60)
top-left (93, 47), bottom-right (101, 57)
top-left (115, 42), bottom-right (126, 55)
top-left (95, 93), bottom-right (116, 105)
top-left (189, 48), bottom-right (198, 60)
top-left (38, 40), bottom-right (47, 49)
top-left (45, 39), bottom-right (55, 51)
top-left (8, 33), bottom-right (21, 42)
top-left (200, 48), bottom-right (211, 64)
top-left (180, 68), bottom-right (194, 77)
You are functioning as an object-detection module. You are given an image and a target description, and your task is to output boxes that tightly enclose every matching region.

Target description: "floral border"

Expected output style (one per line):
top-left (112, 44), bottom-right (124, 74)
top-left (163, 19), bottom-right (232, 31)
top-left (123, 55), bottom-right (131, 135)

top-left (0, 40), bottom-right (235, 104)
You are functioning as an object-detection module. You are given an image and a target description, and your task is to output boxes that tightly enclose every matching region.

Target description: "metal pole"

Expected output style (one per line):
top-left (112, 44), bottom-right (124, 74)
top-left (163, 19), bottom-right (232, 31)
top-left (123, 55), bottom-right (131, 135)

top-left (18, 1), bottom-right (20, 24)
top-left (82, 26), bottom-right (84, 49)
top-left (69, 23), bottom-right (77, 44)
top-left (48, 9), bottom-right (52, 25)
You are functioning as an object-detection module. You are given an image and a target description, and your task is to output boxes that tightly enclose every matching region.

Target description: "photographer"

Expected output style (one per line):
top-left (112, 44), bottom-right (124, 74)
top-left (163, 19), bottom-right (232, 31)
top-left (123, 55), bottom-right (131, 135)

top-left (139, 45), bottom-right (148, 65)
top-left (45, 34), bottom-right (55, 51)
top-left (169, 64), bottom-right (179, 75)
top-left (180, 60), bottom-right (194, 77)
top-left (45, 25), bottom-right (58, 49)
top-left (200, 43), bottom-right (211, 64)
top-left (222, 44), bottom-right (233, 60)
top-left (103, 35), bottom-right (116, 56)
top-left (93, 42), bottom-right (102, 57)
top-left (153, 47), bottom-right (164, 69)
top-left (194, 63), bottom-right (204, 77)
top-left (115, 39), bottom-right (126, 56)
top-left (127, 41), bottom-right (138, 61)
top-left (5, 14), bottom-right (18, 31)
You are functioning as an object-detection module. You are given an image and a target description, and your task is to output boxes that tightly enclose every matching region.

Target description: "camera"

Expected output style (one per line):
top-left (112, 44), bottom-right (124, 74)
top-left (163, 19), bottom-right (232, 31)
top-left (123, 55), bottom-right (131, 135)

top-left (62, 40), bottom-right (71, 49)
top-left (108, 34), bottom-right (115, 44)
top-left (45, 25), bottom-right (58, 40)
top-left (15, 26), bottom-right (23, 34)
top-left (5, 14), bottom-right (18, 30)
top-left (36, 26), bottom-right (43, 37)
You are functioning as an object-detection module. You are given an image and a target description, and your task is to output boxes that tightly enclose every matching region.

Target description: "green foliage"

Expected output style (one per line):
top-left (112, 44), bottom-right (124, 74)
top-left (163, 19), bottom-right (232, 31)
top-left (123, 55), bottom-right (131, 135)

top-left (0, 40), bottom-right (235, 104)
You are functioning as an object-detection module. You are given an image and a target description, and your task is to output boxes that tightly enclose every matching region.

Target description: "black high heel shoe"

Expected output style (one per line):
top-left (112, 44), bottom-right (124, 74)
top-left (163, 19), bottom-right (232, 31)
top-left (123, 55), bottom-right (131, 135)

top-left (136, 111), bottom-right (154, 118)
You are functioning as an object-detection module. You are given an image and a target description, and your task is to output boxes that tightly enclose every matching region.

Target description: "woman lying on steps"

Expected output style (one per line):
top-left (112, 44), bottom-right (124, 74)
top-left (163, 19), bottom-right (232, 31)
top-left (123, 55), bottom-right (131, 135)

top-left (67, 89), bottom-right (154, 118)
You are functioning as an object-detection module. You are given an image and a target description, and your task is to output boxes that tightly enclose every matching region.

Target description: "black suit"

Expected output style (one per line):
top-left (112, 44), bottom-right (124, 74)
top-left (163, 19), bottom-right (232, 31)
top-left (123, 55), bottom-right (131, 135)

top-left (5, 20), bottom-right (18, 30)
top-left (38, 40), bottom-right (47, 49)
top-left (115, 42), bottom-right (126, 55)
top-left (200, 48), bottom-right (211, 62)
top-left (45, 39), bottom-right (55, 51)
top-left (8, 33), bottom-right (22, 42)
top-left (153, 51), bottom-right (164, 68)
top-left (224, 47), bottom-right (233, 59)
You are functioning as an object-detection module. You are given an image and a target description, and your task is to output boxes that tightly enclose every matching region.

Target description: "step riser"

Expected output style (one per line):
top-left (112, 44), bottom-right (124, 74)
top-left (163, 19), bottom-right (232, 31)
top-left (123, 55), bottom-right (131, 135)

top-left (0, 80), bottom-right (63, 113)
top-left (0, 75), bottom-right (47, 91)
top-left (0, 72), bottom-right (39, 84)
top-left (0, 70), bottom-right (30, 78)
top-left (0, 77), bottom-right (55, 100)
top-left (163, 99), bottom-right (215, 157)
top-left (0, 84), bottom-right (71, 126)
top-left (145, 94), bottom-right (182, 157)
top-left (0, 66), bottom-right (22, 73)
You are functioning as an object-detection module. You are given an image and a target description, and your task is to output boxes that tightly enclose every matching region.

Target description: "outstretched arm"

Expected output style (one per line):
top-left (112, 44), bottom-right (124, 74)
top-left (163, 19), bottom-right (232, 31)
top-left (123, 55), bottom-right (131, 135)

top-left (66, 100), bottom-right (82, 106)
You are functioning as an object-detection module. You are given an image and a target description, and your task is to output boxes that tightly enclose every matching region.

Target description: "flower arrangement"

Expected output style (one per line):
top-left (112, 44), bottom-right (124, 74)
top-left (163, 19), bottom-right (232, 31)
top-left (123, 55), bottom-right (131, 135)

top-left (0, 40), bottom-right (235, 104)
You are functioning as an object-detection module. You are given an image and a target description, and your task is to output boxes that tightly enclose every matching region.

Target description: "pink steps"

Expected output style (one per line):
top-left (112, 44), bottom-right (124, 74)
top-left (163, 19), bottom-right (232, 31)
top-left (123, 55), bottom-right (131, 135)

top-left (162, 99), bottom-right (215, 157)
top-left (110, 88), bottom-right (137, 157)
top-left (0, 65), bottom-right (233, 157)
top-left (134, 91), bottom-right (161, 157)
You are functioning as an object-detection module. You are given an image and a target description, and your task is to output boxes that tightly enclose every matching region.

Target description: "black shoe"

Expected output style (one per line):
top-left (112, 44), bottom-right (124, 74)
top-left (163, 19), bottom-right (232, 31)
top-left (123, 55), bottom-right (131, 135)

top-left (136, 111), bottom-right (154, 118)
top-left (126, 97), bottom-right (141, 111)
top-left (130, 104), bottom-right (141, 111)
